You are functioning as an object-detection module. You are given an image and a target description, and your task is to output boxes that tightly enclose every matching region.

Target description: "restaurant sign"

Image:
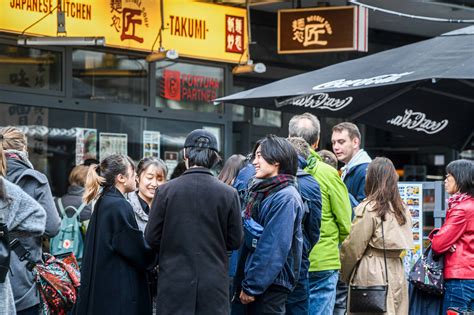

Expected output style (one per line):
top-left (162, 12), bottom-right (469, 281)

top-left (278, 6), bottom-right (368, 54)
top-left (0, 0), bottom-right (248, 63)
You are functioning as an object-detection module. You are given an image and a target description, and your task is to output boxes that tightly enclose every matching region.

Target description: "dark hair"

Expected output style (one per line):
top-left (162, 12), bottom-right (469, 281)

top-left (365, 157), bottom-right (406, 225)
top-left (84, 154), bottom-right (135, 203)
top-left (170, 161), bottom-right (187, 179)
top-left (287, 137), bottom-right (310, 160)
top-left (218, 154), bottom-right (247, 185)
top-left (318, 149), bottom-right (338, 169)
top-left (252, 135), bottom-right (298, 176)
top-left (288, 113), bottom-right (321, 147)
top-left (137, 157), bottom-right (168, 179)
top-left (83, 158), bottom-right (100, 166)
top-left (446, 159), bottom-right (474, 197)
top-left (185, 147), bottom-right (222, 169)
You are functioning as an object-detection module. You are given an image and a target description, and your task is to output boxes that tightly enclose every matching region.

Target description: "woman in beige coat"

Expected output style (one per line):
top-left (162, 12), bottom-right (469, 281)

top-left (340, 157), bottom-right (414, 315)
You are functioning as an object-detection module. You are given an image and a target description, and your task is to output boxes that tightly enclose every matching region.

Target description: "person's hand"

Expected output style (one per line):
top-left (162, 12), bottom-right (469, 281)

top-left (239, 291), bottom-right (255, 304)
top-left (449, 244), bottom-right (456, 252)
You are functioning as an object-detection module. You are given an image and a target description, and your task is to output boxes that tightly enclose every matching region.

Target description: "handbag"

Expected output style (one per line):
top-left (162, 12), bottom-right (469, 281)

top-left (409, 244), bottom-right (444, 296)
top-left (349, 219), bottom-right (388, 313)
top-left (10, 238), bottom-right (80, 315)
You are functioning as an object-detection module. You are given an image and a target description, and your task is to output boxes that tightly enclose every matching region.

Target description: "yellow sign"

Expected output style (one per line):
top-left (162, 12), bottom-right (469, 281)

top-left (0, 0), bottom-right (248, 63)
top-left (161, 0), bottom-right (248, 63)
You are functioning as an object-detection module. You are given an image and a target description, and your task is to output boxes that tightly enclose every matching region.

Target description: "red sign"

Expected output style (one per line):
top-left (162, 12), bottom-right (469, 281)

top-left (162, 70), bottom-right (220, 102)
top-left (225, 15), bottom-right (245, 54)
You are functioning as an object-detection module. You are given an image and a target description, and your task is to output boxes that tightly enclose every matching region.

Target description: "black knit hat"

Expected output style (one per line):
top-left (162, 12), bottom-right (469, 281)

top-left (184, 129), bottom-right (218, 152)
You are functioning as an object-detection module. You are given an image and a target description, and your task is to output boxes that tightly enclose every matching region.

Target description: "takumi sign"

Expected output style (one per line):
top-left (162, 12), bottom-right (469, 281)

top-left (278, 6), bottom-right (368, 54)
top-left (0, 0), bottom-right (248, 63)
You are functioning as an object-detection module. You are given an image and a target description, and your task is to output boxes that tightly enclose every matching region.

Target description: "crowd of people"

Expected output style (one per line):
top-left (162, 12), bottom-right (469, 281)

top-left (0, 112), bottom-right (472, 315)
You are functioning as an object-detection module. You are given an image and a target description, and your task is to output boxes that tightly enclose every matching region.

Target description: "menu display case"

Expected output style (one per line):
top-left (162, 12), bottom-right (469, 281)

top-left (398, 181), bottom-right (447, 275)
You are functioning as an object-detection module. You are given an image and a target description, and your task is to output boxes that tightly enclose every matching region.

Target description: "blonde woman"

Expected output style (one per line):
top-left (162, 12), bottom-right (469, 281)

top-left (76, 154), bottom-right (156, 315)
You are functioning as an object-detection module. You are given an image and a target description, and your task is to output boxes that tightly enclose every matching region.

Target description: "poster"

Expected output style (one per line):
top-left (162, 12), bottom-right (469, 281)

top-left (0, 104), bottom-right (49, 173)
top-left (164, 151), bottom-right (179, 180)
top-left (99, 133), bottom-right (128, 161)
top-left (203, 126), bottom-right (221, 152)
top-left (143, 130), bottom-right (161, 158)
top-left (398, 183), bottom-right (423, 275)
top-left (75, 128), bottom-right (97, 165)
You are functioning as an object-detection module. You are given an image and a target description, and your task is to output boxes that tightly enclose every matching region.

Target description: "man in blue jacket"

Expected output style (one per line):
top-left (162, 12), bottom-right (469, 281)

top-left (331, 122), bottom-right (372, 203)
top-left (238, 135), bottom-right (304, 315)
top-left (287, 137), bottom-right (322, 315)
top-left (331, 122), bottom-right (371, 315)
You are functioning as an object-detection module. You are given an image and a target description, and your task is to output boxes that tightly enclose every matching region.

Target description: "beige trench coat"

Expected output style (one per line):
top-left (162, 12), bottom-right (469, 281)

top-left (340, 200), bottom-right (414, 315)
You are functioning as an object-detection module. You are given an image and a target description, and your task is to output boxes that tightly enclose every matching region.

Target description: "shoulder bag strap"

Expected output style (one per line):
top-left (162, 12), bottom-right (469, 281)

top-left (57, 198), bottom-right (66, 217)
top-left (381, 219), bottom-right (389, 285)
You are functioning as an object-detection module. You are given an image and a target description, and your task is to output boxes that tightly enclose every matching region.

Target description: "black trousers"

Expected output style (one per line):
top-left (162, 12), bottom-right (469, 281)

top-left (246, 285), bottom-right (289, 315)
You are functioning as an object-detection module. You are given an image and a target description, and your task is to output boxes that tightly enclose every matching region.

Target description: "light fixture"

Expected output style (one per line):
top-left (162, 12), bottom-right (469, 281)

top-left (232, 60), bottom-right (266, 75)
top-left (0, 57), bottom-right (55, 65)
top-left (17, 1), bottom-right (105, 47)
top-left (17, 37), bottom-right (105, 46)
top-left (146, 48), bottom-right (179, 63)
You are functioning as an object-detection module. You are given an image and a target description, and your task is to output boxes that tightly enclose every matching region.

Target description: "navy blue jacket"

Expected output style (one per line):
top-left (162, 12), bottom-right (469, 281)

top-left (242, 184), bottom-right (304, 296)
top-left (344, 163), bottom-right (369, 203)
top-left (296, 156), bottom-right (322, 280)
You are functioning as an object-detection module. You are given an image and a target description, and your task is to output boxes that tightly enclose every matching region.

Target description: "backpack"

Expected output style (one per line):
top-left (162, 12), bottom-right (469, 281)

top-left (50, 198), bottom-right (85, 262)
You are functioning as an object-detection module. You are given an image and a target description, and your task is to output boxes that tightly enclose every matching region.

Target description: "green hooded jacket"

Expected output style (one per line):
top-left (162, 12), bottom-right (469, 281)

top-left (305, 149), bottom-right (352, 271)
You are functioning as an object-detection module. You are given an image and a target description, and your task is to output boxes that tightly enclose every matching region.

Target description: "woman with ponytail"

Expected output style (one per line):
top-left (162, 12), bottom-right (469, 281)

top-left (76, 154), bottom-right (157, 315)
top-left (0, 126), bottom-right (60, 315)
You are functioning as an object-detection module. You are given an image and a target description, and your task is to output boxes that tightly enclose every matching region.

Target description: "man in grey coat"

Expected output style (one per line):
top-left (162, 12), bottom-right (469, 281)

top-left (145, 129), bottom-right (243, 315)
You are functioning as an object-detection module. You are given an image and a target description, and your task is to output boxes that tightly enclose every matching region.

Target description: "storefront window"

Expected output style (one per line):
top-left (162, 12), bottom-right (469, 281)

top-left (155, 61), bottom-right (224, 113)
top-left (0, 44), bottom-right (62, 91)
top-left (252, 108), bottom-right (282, 127)
top-left (72, 50), bottom-right (148, 105)
top-left (0, 102), bottom-right (223, 195)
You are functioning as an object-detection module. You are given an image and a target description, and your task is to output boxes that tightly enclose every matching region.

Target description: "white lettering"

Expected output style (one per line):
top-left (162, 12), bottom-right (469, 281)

top-left (312, 72), bottom-right (414, 90)
top-left (387, 109), bottom-right (448, 134)
top-left (278, 93), bottom-right (353, 111)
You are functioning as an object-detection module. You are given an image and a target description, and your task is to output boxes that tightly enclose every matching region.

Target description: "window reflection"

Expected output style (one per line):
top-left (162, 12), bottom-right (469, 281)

top-left (72, 50), bottom-right (148, 105)
top-left (0, 44), bottom-right (62, 91)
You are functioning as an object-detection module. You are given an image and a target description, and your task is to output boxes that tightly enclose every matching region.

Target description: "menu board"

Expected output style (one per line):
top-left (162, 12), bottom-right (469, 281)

top-left (99, 133), bottom-right (128, 161)
top-left (398, 183), bottom-right (423, 275)
top-left (143, 131), bottom-right (161, 158)
top-left (75, 128), bottom-right (97, 165)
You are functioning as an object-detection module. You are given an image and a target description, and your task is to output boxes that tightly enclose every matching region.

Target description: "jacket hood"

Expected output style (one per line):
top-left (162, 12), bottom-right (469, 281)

top-left (341, 149), bottom-right (372, 180)
top-left (297, 155), bottom-right (308, 170)
top-left (306, 149), bottom-right (322, 171)
top-left (6, 157), bottom-right (31, 184)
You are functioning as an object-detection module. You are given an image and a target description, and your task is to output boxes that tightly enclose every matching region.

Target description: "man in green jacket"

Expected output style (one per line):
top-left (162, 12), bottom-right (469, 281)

top-left (288, 113), bottom-right (352, 315)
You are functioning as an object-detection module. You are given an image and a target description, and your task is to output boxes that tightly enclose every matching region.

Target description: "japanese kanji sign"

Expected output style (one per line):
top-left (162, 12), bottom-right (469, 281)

top-left (278, 6), bottom-right (368, 54)
top-left (0, 0), bottom-right (248, 63)
top-left (225, 15), bottom-right (245, 54)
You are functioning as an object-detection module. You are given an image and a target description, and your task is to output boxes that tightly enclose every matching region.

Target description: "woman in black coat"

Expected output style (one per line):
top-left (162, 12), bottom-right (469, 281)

top-left (75, 154), bottom-right (156, 315)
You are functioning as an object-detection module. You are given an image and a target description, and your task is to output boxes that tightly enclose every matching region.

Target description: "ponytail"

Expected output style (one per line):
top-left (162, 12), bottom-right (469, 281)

top-left (83, 164), bottom-right (105, 204)
top-left (83, 154), bottom-right (135, 204)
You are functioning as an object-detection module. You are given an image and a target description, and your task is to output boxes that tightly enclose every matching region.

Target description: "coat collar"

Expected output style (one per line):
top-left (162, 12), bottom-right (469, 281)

top-left (182, 167), bottom-right (213, 176)
top-left (103, 186), bottom-right (126, 199)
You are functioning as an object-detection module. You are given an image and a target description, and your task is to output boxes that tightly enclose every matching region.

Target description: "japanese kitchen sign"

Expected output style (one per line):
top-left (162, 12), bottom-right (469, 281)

top-left (278, 6), bottom-right (368, 54)
top-left (0, 0), bottom-right (248, 63)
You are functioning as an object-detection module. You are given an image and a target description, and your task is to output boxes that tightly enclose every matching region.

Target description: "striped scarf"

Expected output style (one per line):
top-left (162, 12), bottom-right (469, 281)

top-left (244, 174), bottom-right (297, 219)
